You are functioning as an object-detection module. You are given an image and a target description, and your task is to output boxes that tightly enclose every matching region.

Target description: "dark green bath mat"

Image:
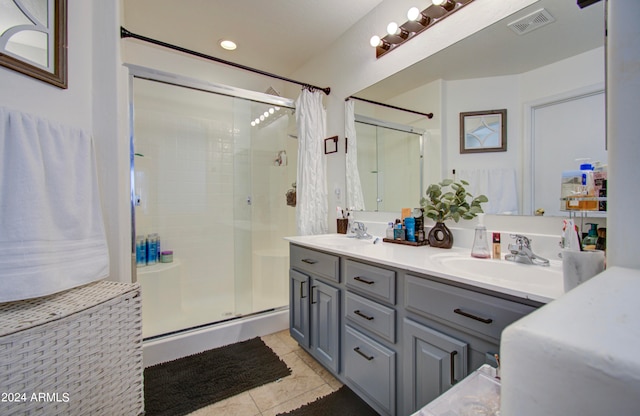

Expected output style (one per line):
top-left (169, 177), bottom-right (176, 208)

top-left (277, 385), bottom-right (380, 416)
top-left (144, 337), bottom-right (291, 416)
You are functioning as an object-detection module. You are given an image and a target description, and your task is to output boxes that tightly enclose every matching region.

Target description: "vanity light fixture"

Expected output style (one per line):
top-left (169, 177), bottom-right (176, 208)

top-left (370, 0), bottom-right (475, 58)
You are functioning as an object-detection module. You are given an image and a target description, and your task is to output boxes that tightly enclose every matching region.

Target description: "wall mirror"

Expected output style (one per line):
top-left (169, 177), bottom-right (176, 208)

top-left (0, 0), bottom-right (67, 88)
top-left (348, 0), bottom-right (605, 216)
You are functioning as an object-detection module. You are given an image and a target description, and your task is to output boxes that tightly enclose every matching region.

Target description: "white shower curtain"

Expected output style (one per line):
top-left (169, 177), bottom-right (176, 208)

top-left (344, 101), bottom-right (365, 211)
top-left (295, 89), bottom-right (328, 235)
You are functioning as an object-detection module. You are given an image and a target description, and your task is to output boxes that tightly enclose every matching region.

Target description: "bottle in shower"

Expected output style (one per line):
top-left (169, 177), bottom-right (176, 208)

top-left (147, 233), bottom-right (158, 265)
top-left (471, 214), bottom-right (491, 259)
top-left (136, 235), bottom-right (147, 267)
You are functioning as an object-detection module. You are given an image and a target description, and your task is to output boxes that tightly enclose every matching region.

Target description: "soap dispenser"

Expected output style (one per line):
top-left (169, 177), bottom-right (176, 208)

top-left (471, 214), bottom-right (491, 258)
top-left (582, 223), bottom-right (598, 250)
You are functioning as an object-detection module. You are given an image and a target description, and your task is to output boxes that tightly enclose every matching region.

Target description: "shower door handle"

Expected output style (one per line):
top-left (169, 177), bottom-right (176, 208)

top-left (246, 196), bottom-right (252, 205)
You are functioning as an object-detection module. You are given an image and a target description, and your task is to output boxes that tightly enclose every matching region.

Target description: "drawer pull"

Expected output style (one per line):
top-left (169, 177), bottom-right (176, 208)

top-left (353, 276), bottom-right (375, 285)
top-left (450, 350), bottom-right (458, 385)
top-left (301, 258), bottom-right (318, 264)
top-left (300, 281), bottom-right (306, 299)
top-left (354, 309), bottom-right (374, 321)
top-left (354, 347), bottom-right (374, 361)
top-left (454, 308), bottom-right (493, 324)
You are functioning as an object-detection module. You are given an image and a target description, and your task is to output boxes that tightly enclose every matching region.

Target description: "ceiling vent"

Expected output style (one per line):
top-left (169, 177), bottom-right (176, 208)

top-left (507, 8), bottom-right (556, 35)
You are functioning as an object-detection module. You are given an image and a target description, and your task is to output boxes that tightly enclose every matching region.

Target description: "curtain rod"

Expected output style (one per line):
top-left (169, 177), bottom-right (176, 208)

top-left (346, 96), bottom-right (433, 119)
top-left (120, 27), bottom-right (331, 96)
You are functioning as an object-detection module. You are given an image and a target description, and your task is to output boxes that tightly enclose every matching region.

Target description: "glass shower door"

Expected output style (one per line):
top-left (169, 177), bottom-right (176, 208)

top-left (131, 76), bottom-right (295, 339)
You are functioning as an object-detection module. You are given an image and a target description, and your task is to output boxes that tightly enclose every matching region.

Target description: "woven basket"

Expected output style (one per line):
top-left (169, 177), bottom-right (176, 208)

top-left (0, 280), bottom-right (143, 416)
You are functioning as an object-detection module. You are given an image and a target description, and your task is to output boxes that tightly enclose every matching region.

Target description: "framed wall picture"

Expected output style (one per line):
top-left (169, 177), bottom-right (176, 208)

top-left (460, 109), bottom-right (507, 153)
top-left (324, 136), bottom-right (338, 154)
top-left (0, 0), bottom-right (68, 89)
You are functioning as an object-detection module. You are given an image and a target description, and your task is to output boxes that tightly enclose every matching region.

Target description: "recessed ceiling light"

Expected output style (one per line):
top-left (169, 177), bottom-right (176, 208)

top-left (220, 40), bottom-right (237, 51)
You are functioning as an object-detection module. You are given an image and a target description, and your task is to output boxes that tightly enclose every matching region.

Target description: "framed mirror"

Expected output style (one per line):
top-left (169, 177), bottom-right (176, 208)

top-left (0, 0), bottom-right (68, 89)
top-left (349, 0), bottom-right (605, 216)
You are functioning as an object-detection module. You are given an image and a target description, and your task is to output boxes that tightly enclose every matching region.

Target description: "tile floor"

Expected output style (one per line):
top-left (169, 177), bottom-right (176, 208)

top-left (186, 330), bottom-right (343, 416)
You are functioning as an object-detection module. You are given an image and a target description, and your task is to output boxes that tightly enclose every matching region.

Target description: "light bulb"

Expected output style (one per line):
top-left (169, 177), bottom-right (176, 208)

top-left (269, 108), bottom-right (275, 114)
top-left (260, 115), bottom-right (265, 121)
top-left (387, 22), bottom-right (399, 36)
top-left (370, 35), bottom-right (381, 48)
top-left (407, 7), bottom-right (420, 21)
top-left (275, 106), bottom-right (280, 111)
top-left (264, 111), bottom-right (269, 118)
top-left (432, 0), bottom-right (455, 11)
top-left (219, 40), bottom-right (237, 51)
top-left (251, 121), bottom-right (256, 127)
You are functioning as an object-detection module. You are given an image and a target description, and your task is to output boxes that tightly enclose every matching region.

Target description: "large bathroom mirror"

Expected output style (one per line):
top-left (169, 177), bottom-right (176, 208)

top-left (0, 0), bottom-right (67, 88)
top-left (349, 0), bottom-right (605, 216)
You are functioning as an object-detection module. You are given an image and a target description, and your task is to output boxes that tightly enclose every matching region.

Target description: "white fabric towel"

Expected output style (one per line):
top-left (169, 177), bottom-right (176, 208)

top-left (457, 168), bottom-right (519, 215)
top-left (0, 107), bottom-right (109, 302)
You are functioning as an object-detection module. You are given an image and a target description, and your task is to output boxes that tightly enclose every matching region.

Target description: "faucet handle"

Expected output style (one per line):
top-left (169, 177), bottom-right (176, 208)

top-left (510, 234), bottom-right (531, 248)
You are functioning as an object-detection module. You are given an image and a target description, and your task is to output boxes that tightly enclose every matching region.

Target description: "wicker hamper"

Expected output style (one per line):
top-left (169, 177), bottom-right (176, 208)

top-left (0, 281), bottom-right (143, 416)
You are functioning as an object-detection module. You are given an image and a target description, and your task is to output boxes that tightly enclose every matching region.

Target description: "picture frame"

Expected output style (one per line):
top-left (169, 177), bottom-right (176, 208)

top-left (0, 0), bottom-right (68, 89)
top-left (324, 136), bottom-right (338, 154)
top-left (460, 109), bottom-right (507, 153)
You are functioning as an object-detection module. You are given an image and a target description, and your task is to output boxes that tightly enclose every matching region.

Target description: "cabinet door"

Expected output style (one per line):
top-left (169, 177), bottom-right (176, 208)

top-left (290, 269), bottom-right (310, 348)
top-left (403, 318), bottom-right (468, 415)
top-left (311, 278), bottom-right (340, 373)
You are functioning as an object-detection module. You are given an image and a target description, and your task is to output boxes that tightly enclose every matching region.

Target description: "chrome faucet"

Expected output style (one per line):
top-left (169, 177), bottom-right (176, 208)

top-left (350, 221), bottom-right (373, 239)
top-left (505, 234), bottom-right (550, 266)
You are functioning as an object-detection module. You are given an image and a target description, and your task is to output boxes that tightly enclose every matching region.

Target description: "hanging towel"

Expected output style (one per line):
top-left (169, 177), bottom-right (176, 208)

top-left (457, 168), bottom-right (519, 215)
top-left (0, 107), bottom-right (109, 302)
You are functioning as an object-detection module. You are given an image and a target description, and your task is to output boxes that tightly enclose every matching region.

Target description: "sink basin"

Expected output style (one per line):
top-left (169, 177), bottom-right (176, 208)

top-left (431, 253), bottom-right (563, 291)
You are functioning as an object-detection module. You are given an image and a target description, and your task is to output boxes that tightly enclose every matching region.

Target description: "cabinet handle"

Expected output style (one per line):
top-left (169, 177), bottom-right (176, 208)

top-left (454, 308), bottom-right (493, 324)
top-left (311, 286), bottom-right (317, 304)
top-left (300, 280), bottom-right (306, 299)
top-left (354, 309), bottom-right (374, 321)
top-left (302, 258), bottom-right (318, 264)
top-left (353, 276), bottom-right (375, 285)
top-left (450, 350), bottom-right (458, 385)
top-left (354, 347), bottom-right (374, 361)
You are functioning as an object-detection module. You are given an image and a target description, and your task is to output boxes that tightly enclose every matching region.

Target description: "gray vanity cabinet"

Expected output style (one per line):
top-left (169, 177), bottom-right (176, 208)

top-left (403, 318), bottom-right (468, 412)
top-left (289, 245), bottom-right (341, 373)
top-left (288, 242), bottom-right (541, 416)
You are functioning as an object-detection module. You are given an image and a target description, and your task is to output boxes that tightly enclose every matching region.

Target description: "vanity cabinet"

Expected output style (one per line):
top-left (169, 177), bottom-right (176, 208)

top-left (289, 245), bottom-right (340, 373)
top-left (288, 241), bottom-right (542, 416)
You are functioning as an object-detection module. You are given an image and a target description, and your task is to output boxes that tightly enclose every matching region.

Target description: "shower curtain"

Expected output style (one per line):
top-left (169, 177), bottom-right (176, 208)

top-left (295, 89), bottom-right (328, 235)
top-left (344, 100), bottom-right (366, 211)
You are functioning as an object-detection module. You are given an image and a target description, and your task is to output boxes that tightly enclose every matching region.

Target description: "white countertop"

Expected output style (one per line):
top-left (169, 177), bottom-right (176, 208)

top-left (285, 234), bottom-right (565, 304)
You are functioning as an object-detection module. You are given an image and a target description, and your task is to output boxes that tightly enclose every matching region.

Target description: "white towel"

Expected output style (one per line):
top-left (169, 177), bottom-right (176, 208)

top-left (457, 168), bottom-right (519, 215)
top-left (0, 107), bottom-right (109, 302)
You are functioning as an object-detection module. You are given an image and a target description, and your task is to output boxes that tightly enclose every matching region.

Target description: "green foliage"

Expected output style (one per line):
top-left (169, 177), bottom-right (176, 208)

top-left (420, 179), bottom-right (488, 223)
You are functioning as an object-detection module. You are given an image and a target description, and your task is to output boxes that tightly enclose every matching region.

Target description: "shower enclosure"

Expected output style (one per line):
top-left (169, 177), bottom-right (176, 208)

top-left (354, 115), bottom-right (424, 212)
top-left (128, 66), bottom-right (297, 339)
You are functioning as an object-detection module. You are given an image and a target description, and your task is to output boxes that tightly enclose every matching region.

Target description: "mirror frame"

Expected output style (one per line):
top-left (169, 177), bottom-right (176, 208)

top-left (0, 0), bottom-right (68, 89)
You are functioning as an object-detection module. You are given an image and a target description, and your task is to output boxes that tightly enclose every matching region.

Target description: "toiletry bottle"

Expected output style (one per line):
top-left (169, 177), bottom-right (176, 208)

top-left (386, 222), bottom-right (395, 239)
top-left (579, 162), bottom-right (597, 211)
top-left (136, 235), bottom-right (147, 267)
top-left (147, 233), bottom-right (157, 265)
top-left (492, 233), bottom-right (501, 260)
top-left (596, 227), bottom-right (606, 251)
top-left (413, 208), bottom-right (424, 242)
top-left (405, 217), bottom-right (416, 242)
top-left (471, 214), bottom-right (491, 258)
top-left (582, 223), bottom-right (598, 250)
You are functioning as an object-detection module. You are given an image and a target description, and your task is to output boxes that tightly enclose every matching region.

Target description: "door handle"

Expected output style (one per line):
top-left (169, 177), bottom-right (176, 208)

top-left (450, 350), bottom-right (458, 385)
top-left (353, 276), bottom-right (374, 285)
top-left (354, 347), bottom-right (374, 361)
top-left (311, 286), bottom-right (317, 304)
top-left (454, 308), bottom-right (493, 324)
top-left (354, 310), bottom-right (374, 321)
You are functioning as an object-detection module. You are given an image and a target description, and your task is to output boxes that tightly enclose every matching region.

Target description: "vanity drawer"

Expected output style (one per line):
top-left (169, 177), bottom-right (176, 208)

top-left (345, 325), bottom-right (396, 416)
top-left (346, 260), bottom-right (396, 304)
top-left (346, 291), bottom-right (396, 343)
top-left (290, 245), bottom-right (340, 283)
top-left (405, 275), bottom-right (536, 341)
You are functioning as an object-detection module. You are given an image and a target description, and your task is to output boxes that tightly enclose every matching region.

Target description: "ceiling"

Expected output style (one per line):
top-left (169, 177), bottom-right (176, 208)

top-left (122, 0), bottom-right (385, 76)
top-left (122, 0), bottom-right (605, 100)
